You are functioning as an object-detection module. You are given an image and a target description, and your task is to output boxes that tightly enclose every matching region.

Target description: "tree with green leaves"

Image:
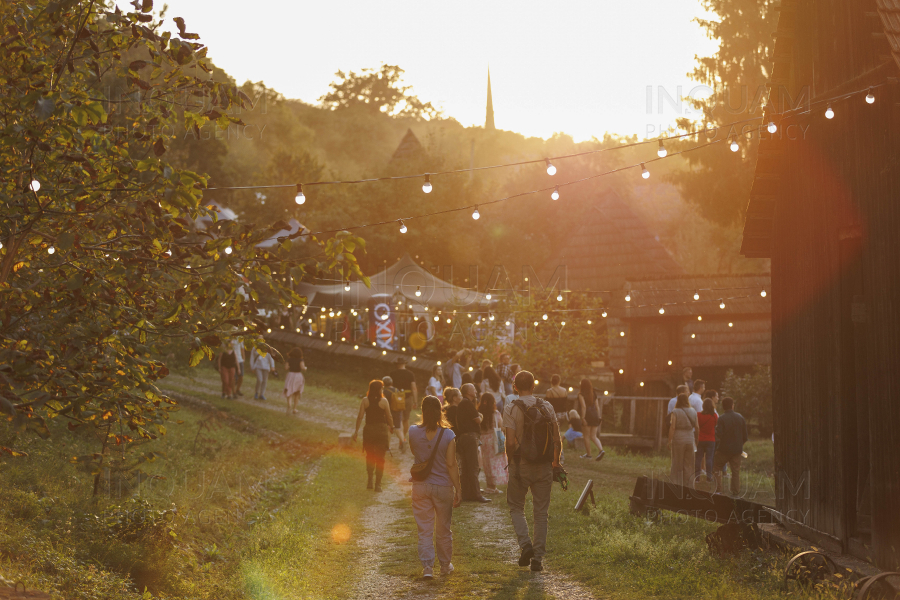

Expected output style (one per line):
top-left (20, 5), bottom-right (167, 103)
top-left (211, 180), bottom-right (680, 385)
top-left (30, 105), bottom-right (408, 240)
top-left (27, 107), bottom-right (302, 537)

top-left (319, 64), bottom-right (441, 120)
top-left (0, 0), bottom-right (366, 493)
top-left (669, 0), bottom-right (778, 225)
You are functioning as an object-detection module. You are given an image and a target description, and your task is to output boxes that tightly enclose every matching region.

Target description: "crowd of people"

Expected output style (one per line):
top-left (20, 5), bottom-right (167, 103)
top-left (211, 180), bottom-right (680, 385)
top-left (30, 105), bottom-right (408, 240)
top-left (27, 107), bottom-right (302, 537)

top-left (667, 367), bottom-right (749, 495)
top-left (215, 341), bottom-right (306, 415)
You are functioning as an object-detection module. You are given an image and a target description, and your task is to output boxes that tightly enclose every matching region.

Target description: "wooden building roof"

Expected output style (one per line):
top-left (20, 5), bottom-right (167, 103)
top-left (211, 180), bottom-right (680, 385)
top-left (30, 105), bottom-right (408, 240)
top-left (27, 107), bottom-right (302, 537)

top-left (545, 190), bottom-right (684, 293)
top-left (391, 128), bottom-right (425, 161)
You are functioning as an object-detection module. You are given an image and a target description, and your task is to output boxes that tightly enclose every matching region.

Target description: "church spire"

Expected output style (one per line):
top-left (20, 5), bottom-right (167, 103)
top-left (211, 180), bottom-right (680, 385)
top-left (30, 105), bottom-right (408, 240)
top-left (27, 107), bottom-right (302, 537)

top-left (485, 68), bottom-right (495, 130)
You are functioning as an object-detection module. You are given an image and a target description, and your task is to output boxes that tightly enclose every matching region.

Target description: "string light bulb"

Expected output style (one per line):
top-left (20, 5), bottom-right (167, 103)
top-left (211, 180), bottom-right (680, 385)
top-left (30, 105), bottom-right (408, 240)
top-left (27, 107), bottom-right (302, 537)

top-left (659, 307), bottom-right (665, 315)
top-left (422, 174), bottom-right (432, 193)
top-left (767, 121), bottom-right (777, 134)
top-left (545, 159), bottom-right (556, 176)
top-left (730, 137), bottom-right (739, 152)
top-left (505, 320), bottom-right (511, 326)
top-left (719, 299), bottom-right (726, 309)
top-left (698, 315), bottom-right (702, 321)
top-left (47, 246), bottom-right (55, 254)
top-left (542, 314), bottom-right (548, 320)
top-left (625, 292), bottom-right (631, 302)
top-left (761, 288), bottom-right (767, 298)
top-left (587, 319), bottom-right (592, 325)
top-left (866, 89), bottom-right (875, 104)
top-left (344, 281), bottom-right (351, 292)
top-left (551, 186), bottom-right (560, 201)
top-left (560, 321), bottom-right (565, 326)
top-left (472, 206), bottom-right (480, 220)
top-left (485, 292), bottom-right (492, 300)
top-left (415, 285), bottom-right (422, 297)
top-left (825, 104), bottom-right (834, 119)
top-left (657, 139), bottom-right (667, 158)
top-left (434, 315), bottom-right (440, 322)
top-left (693, 290), bottom-right (700, 301)
top-left (224, 246), bottom-right (233, 255)
top-left (294, 184), bottom-right (306, 205)
top-left (641, 163), bottom-right (650, 179)
top-left (601, 310), bottom-right (608, 318)
top-left (30, 180), bottom-right (41, 192)
top-left (556, 293), bottom-right (563, 302)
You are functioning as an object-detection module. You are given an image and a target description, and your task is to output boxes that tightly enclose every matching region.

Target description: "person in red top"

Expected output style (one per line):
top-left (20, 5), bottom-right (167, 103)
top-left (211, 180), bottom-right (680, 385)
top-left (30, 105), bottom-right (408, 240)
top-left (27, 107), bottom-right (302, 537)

top-left (695, 397), bottom-right (719, 482)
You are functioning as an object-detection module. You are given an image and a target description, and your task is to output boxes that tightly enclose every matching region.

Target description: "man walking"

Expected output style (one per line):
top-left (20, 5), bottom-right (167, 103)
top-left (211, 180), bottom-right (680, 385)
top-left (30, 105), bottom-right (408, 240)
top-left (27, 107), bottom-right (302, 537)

top-left (496, 352), bottom-right (515, 396)
top-left (458, 383), bottom-right (490, 503)
top-left (389, 357), bottom-right (418, 452)
top-left (232, 337), bottom-right (245, 397)
top-left (713, 397), bottom-right (749, 497)
top-left (503, 371), bottom-right (562, 572)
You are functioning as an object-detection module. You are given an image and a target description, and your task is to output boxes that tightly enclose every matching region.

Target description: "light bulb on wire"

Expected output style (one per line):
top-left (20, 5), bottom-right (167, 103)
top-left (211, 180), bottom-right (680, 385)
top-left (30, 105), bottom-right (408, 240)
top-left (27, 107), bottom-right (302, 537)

top-left (545, 159), bottom-right (556, 176)
top-left (344, 281), bottom-right (351, 292)
top-left (719, 299), bottom-right (726, 309)
top-left (657, 139), bottom-right (667, 158)
top-left (556, 293), bottom-right (563, 302)
top-left (472, 206), bottom-right (480, 220)
top-left (659, 307), bottom-right (665, 315)
top-left (641, 163), bottom-right (650, 179)
top-left (294, 184), bottom-right (306, 205)
top-left (422, 174), bottom-right (432, 193)
top-left (415, 286), bottom-right (422, 297)
top-left (399, 220), bottom-right (407, 233)
top-left (730, 137), bottom-right (739, 152)
top-left (47, 246), bottom-right (55, 254)
top-left (551, 186), bottom-right (559, 201)
top-left (542, 314), bottom-right (548, 320)
top-left (224, 246), bottom-right (233, 255)
top-left (866, 89), bottom-right (875, 104)
top-left (29, 179), bottom-right (41, 192)
top-left (767, 121), bottom-right (777, 134)
top-left (693, 290), bottom-right (700, 301)
top-left (625, 292), bottom-right (631, 302)
top-left (601, 310), bottom-right (607, 318)
top-left (485, 292), bottom-right (492, 300)
top-left (825, 104), bottom-right (834, 119)
top-left (761, 288), bottom-right (767, 298)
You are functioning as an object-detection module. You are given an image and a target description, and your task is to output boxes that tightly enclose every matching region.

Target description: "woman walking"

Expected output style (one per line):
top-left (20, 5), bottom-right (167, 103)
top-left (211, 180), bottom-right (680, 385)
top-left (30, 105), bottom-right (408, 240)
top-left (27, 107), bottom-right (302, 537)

top-left (668, 392), bottom-right (699, 488)
top-left (408, 396), bottom-right (461, 579)
top-left (478, 393), bottom-right (508, 493)
top-left (249, 346), bottom-right (275, 400)
top-left (283, 347), bottom-right (306, 414)
top-left (696, 397), bottom-right (718, 483)
top-left (578, 379), bottom-right (605, 461)
top-left (352, 380), bottom-right (394, 492)
top-left (216, 344), bottom-right (238, 399)
top-left (426, 365), bottom-right (444, 403)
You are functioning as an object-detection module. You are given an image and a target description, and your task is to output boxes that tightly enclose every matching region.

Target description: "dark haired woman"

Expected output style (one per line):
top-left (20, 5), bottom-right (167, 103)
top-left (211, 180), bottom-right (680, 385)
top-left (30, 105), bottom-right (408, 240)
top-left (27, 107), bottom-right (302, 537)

top-left (578, 379), bottom-right (605, 461)
top-left (696, 398), bottom-right (718, 483)
top-left (668, 392), bottom-right (699, 488)
top-left (481, 366), bottom-right (507, 414)
top-left (283, 347), bottom-right (307, 415)
top-left (478, 393), bottom-right (508, 493)
top-left (352, 380), bottom-right (394, 492)
top-left (408, 396), bottom-right (461, 579)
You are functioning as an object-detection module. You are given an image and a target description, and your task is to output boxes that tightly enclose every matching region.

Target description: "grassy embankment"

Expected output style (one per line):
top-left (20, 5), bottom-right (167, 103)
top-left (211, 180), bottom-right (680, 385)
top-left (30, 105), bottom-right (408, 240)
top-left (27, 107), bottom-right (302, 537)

top-left (0, 358), bottom-right (372, 600)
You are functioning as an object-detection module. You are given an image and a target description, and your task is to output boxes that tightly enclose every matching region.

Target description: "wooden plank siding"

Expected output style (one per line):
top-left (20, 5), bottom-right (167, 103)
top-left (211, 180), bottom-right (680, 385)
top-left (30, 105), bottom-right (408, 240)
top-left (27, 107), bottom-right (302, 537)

top-left (742, 0), bottom-right (900, 570)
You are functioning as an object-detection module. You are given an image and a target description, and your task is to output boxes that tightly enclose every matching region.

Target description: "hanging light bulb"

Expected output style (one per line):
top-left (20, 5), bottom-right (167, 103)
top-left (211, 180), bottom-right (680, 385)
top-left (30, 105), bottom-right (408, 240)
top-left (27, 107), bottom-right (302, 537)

top-left (730, 137), bottom-right (739, 152)
top-left (625, 292), bottom-right (631, 302)
top-left (533, 321), bottom-right (539, 326)
top-left (691, 333), bottom-right (696, 339)
top-left (659, 307), bottom-right (665, 315)
top-left (698, 316), bottom-right (702, 321)
top-left (224, 246), bottom-right (233, 255)
top-left (505, 320), bottom-right (511, 326)
top-left (446, 318), bottom-right (451, 324)
top-left (728, 322), bottom-right (734, 327)
top-left (47, 246), bottom-right (55, 254)
top-left (719, 299), bottom-right (726, 309)
top-left (641, 163), bottom-right (650, 179)
top-left (545, 159), bottom-right (556, 176)
top-left (619, 331), bottom-right (625, 337)
top-left (294, 183), bottom-right (306, 205)
top-left (434, 315), bottom-right (440, 322)
top-left (344, 281), bottom-right (351, 292)
top-left (866, 89), bottom-right (875, 104)
top-left (422, 174), bottom-right (432, 193)
top-left (761, 288), bottom-right (767, 298)
top-left (601, 310), bottom-right (608, 318)
top-left (415, 285), bottom-right (422, 297)
top-left (657, 139), bottom-right (667, 158)
top-left (551, 186), bottom-right (560, 201)
top-left (472, 206), bottom-right (480, 220)
top-left (693, 290), bottom-right (700, 301)
top-left (767, 121), bottom-right (777, 134)
top-left (489, 314), bottom-right (495, 321)
top-left (560, 321), bottom-right (565, 326)
top-left (398, 220), bottom-right (407, 233)
top-left (825, 104), bottom-right (834, 119)
top-left (30, 179), bottom-right (41, 192)
top-left (587, 319), bottom-right (592, 325)
top-left (542, 314), bottom-right (548, 320)
top-left (485, 292), bottom-right (492, 300)
top-left (556, 293), bottom-right (563, 302)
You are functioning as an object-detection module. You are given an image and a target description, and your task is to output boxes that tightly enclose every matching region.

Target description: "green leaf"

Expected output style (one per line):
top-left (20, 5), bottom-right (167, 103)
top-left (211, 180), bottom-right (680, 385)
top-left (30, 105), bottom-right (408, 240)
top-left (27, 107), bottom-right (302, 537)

top-left (189, 348), bottom-right (205, 367)
top-left (57, 231), bottom-right (75, 251)
top-left (66, 273), bottom-right (84, 290)
top-left (71, 105), bottom-right (88, 127)
top-left (35, 97), bottom-right (56, 121)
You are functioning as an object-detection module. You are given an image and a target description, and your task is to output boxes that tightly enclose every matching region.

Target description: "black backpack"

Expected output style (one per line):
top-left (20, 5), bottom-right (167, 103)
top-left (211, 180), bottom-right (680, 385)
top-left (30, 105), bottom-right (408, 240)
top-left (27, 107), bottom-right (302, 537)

top-left (512, 399), bottom-right (554, 463)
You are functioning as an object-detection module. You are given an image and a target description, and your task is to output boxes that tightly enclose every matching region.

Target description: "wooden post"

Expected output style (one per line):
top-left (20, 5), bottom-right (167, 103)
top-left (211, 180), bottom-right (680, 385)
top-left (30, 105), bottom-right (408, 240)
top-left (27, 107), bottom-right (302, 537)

top-left (629, 398), bottom-right (637, 434)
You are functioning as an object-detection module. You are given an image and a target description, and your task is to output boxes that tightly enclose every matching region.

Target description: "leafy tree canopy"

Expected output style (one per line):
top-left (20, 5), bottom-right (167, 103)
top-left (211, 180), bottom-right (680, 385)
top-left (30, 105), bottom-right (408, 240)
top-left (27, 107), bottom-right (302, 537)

top-left (319, 64), bottom-right (441, 120)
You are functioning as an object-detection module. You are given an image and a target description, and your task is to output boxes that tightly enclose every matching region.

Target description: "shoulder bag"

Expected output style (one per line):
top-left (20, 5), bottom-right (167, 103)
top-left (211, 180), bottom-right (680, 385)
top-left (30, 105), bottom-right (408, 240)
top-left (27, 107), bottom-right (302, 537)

top-left (410, 428), bottom-right (446, 481)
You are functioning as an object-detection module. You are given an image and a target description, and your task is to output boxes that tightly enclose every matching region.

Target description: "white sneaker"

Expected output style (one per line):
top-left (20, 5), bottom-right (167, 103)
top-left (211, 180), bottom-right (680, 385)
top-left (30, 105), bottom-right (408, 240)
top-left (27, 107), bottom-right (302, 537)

top-left (422, 566), bottom-right (433, 580)
top-left (440, 563), bottom-right (454, 575)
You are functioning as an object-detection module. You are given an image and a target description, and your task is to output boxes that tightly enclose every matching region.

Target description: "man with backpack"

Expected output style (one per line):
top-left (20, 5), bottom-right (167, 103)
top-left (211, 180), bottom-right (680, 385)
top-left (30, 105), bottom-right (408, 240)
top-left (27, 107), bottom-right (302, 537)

top-left (503, 370), bottom-right (562, 572)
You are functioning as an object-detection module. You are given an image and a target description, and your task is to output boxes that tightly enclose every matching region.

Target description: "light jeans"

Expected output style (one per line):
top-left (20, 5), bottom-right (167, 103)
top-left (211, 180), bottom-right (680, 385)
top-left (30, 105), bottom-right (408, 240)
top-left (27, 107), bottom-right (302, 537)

top-left (411, 482), bottom-right (454, 568)
top-left (507, 460), bottom-right (553, 559)
top-left (254, 369), bottom-right (269, 398)
top-left (671, 441), bottom-right (695, 489)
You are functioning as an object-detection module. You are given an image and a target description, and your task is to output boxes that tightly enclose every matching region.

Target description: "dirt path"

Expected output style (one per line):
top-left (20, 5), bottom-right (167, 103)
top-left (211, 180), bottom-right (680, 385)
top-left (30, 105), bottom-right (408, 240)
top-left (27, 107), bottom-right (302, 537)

top-left (230, 391), bottom-right (599, 599)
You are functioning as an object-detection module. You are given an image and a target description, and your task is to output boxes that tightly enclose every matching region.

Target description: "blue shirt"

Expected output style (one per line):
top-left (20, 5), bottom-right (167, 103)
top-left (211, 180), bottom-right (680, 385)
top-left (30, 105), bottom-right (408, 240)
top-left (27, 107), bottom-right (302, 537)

top-left (408, 425), bottom-right (456, 487)
top-left (564, 427), bottom-right (583, 443)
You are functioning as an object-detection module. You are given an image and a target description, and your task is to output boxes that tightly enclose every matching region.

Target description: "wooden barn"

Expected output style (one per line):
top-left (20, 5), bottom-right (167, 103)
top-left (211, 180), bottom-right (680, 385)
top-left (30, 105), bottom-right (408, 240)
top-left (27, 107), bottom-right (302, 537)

top-left (740, 0), bottom-right (900, 570)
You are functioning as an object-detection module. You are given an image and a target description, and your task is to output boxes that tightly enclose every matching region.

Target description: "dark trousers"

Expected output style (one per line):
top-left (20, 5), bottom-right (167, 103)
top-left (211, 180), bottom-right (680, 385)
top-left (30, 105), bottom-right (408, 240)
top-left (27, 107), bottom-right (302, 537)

top-left (695, 440), bottom-right (716, 481)
top-left (457, 433), bottom-right (481, 500)
top-left (366, 449), bottom-right (386, 486)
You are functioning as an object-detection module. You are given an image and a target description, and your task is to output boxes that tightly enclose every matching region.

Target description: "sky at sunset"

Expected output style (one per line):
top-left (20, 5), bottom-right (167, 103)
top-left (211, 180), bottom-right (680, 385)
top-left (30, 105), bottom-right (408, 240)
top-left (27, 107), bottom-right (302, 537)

top-left (160, 0), bottom-right (718, 141)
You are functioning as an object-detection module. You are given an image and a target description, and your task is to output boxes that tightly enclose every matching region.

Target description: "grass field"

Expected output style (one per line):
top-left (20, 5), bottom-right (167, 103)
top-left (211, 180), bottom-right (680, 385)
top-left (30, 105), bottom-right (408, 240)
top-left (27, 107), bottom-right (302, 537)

top-left (1, 359), bottom-right (825, 600)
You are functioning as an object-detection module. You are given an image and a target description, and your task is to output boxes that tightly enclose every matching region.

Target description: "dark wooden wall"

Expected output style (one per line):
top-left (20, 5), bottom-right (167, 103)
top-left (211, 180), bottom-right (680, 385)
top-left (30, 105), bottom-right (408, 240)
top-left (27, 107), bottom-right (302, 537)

top-left (768, 0), bottom-right (900, 569)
